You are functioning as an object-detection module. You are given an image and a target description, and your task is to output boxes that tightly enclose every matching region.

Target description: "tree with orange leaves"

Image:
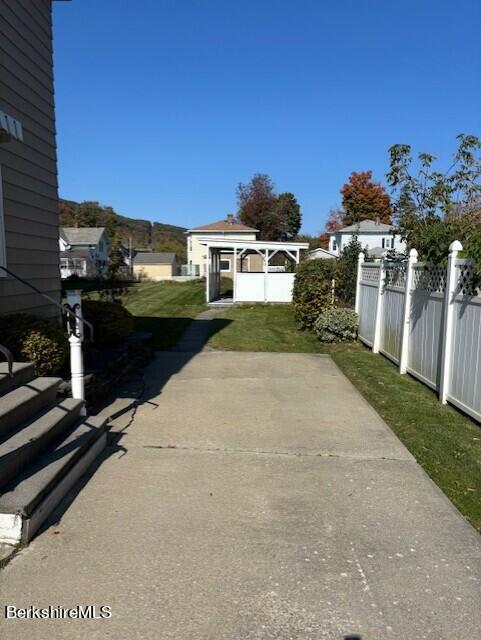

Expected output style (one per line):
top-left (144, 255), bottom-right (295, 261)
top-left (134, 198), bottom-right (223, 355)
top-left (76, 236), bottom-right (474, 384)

top-left (341, 171), bottom-right (392, 226)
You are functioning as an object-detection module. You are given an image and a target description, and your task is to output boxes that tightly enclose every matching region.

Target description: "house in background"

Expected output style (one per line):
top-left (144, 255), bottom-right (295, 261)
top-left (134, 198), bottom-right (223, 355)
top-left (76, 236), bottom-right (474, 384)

top-left (59, 227), bottom-right (110, 279)
top-left (0, 1), bottom-right (61, 318)
top-left (133, 251), bottom-right (177, 280)
top-left (186, 214), bottom-right (259, 277)
top-left (328, 220), bottom-right (406, 258)
top-left (307, 247), bottom-right (337, 260)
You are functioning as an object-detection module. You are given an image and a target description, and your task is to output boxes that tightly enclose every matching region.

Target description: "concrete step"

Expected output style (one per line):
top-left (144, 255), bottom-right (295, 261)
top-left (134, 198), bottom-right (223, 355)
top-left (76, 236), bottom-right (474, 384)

top-left (0, 398), bottom-right (84, 490)
top-left (0, 377), bottom-right (61, 438)
top-left (0, 362), bottom-right (35, 397)
top-left (0, 415), bottom-right (108, 544)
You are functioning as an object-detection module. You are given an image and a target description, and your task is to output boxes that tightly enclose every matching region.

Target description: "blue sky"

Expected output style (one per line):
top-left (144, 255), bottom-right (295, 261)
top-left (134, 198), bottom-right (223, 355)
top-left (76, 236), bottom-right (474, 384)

top-left (53, 0), bottom-right (481, 234)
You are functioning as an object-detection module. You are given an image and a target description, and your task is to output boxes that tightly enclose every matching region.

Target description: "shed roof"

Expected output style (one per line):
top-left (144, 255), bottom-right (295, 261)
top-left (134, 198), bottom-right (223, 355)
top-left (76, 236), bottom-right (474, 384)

top-left (133, 252), bottom-right (176, 265)
top-left (198, 238), bottom-right (309, 251)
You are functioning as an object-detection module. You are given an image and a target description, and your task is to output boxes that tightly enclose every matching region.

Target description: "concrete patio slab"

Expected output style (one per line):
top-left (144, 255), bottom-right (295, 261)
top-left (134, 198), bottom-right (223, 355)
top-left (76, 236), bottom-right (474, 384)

top-left (0, 351), bottom-right (480, 640)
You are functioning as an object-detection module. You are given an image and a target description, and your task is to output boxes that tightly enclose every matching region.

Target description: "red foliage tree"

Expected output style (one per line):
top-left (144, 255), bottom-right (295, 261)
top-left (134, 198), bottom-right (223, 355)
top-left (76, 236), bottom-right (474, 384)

top-left (325, 208), bottom-right (344, 232)
top-left (341, 171), bottom-right (392, 226)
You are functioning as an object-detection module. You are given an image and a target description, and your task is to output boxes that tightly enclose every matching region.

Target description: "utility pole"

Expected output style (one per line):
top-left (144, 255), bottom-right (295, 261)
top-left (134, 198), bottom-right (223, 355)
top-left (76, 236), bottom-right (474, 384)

top-left (129, 236), bottom-right (133, 278)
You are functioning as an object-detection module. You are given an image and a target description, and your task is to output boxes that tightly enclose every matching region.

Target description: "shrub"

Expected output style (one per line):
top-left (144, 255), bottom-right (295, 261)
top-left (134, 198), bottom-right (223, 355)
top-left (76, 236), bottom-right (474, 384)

top-left (335, 236), bottom-right (364, 306)
top-left (82, 300), bottom-right (134, 346)
top-left (292, 259), bottom-right (336, 329)
top-left (314, 307), bottom-right (358, 343)
top-left (0, 313), bottom-right (68, 375)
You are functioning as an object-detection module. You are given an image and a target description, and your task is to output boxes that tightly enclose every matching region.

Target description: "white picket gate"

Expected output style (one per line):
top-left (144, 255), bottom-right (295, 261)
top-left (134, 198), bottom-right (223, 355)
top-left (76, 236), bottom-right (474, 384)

top-left (355, 242), bottom-right (481, 424)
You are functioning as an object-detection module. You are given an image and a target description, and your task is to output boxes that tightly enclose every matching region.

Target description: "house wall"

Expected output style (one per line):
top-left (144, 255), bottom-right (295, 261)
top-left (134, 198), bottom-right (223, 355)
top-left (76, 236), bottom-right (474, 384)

top-left (0, 0), bottom-right (60, 319)
top-left (133, 263), bottom-right (174, 281)
top-left (329, 232), bottom-right (406, 256)
top-left (187, 231), bottom-right (257, 274)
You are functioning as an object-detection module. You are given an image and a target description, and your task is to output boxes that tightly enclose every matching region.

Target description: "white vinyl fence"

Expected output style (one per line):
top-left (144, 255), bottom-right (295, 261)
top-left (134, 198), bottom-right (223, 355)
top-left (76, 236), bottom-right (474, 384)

top-left (355, 241), bottom-right (481, 424)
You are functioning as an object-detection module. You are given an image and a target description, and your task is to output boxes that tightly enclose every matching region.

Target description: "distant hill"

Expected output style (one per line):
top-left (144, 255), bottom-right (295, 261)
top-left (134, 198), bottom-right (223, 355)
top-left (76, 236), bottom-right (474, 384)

top-left (59, 199), bottom-right (187, 262)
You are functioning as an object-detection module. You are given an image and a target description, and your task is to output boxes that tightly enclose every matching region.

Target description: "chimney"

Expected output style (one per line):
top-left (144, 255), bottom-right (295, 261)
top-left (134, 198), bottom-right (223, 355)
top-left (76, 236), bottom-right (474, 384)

top-left (226, 213), bottom-right (234, 224)
top-left (375, 216), bottom-right (380, 226)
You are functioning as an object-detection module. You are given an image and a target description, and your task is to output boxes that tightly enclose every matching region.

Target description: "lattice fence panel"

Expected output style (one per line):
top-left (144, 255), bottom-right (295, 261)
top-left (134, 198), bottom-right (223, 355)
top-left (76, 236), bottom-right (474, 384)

top-left (385, 263), bottom-right (407, 288)
top-left (361, 264), bottom-right (380, 283)
top-left (412, 265), bottom-right (446, 293)
top-left (456, 262), bottom-right (480, 297)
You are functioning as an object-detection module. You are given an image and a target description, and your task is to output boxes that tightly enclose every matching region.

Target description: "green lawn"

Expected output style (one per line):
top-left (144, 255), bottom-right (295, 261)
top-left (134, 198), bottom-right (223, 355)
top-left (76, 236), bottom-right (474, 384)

top-left (206, 303), bottom-right (481, 533)
top-left (207, 304), bottom-right (324, 352)
top-left (122, 280), bottom-right (207, 349)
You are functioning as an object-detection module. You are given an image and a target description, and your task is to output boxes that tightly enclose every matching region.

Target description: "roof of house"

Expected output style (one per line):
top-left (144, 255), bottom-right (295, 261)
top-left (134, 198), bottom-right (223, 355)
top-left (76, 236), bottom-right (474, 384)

top-left (330, 220), bottom-right (394, 234)
top-left (188, 217), bottom-right (258, 233)
top-left (133, 252), bottom-right (176, 265)
top-left (60, 249), bottom-right (92, 259)
top-left (61, 227), bottom-right (106, 245)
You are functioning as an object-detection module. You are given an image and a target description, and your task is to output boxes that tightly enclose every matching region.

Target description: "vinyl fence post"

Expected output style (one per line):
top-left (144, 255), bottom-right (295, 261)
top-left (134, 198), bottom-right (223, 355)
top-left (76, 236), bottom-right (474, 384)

top-left (372, 257), bottom-right (385, 354)
top-left (439, 240), bottom-right (462, 404)
top-left (355, 251), bottom-right (365, 314)
top-left (65, 289), bottom-right (86, 417)
top-left (399, 248), bottom-right (418, 374)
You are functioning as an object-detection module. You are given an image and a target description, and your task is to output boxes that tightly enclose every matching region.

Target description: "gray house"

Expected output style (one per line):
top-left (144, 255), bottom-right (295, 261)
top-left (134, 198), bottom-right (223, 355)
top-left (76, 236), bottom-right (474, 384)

top-left (0, 1), bottom-right (60, 318)
top-left (59, 227), bottom-right (110, 278)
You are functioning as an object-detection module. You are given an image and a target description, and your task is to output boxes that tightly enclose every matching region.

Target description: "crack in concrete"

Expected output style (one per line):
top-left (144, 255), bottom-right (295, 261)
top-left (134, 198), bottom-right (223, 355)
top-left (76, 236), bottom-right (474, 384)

top-left (140, 443), bottom-right (412, 462)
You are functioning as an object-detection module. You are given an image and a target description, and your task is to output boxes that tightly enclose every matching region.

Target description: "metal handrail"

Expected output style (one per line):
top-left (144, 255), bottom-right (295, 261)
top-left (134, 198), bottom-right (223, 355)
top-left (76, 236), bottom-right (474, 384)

top-left (0, 343), bottom-right (13, 377)
top-left (0, 265), bottom-right (93, 340)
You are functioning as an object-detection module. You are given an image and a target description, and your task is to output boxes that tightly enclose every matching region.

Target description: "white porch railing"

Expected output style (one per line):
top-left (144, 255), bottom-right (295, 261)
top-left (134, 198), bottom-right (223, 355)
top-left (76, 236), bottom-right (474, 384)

top-left (355, 242), bottom-right (481, 424)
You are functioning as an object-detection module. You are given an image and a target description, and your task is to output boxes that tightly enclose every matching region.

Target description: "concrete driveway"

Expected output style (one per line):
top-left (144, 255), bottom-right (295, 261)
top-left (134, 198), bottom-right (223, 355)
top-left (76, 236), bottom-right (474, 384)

top-left (1, 351), bottom-right (480, 639)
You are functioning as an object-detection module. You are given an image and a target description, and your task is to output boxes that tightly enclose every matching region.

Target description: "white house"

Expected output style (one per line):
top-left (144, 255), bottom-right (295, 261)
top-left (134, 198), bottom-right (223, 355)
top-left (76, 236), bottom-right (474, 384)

top-left (328, 220), bottom-right (406, 258)
top-left (59, 227), bottom-right (110, 279)
top-left (185, 214), bottom-right (259, 277)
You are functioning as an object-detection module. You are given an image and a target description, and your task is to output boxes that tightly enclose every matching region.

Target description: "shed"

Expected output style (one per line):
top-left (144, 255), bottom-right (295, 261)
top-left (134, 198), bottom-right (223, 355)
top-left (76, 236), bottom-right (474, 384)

top-left (133, 252), bottom-right (177, 281)
top-left (198, 238), bottom-right (309, 303)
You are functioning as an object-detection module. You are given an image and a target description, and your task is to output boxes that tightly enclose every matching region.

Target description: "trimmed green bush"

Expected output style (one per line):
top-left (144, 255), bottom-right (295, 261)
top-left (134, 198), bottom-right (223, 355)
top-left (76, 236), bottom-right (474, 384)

top-left (0, 313), bottom-right (68, 375)
top-left (314, 307), bottom-right (358, 343)
top-left (292, 259), bottom-right (336, 329)
top-left (82, 300), bottom-right (134, 346)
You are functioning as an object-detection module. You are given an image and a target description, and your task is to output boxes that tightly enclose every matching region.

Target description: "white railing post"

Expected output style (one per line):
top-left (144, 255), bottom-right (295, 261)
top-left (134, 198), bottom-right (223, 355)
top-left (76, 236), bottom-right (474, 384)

top-left (372, 257), bottom-right (385, 354)
top-left (399, 248), bottom-right (418, 374)
top-left (355, 251), bottom-right (365, 314)
top-left (65, 289), bottom-right (86, 416)
top-left (439, 240), bottom-right (462, 404)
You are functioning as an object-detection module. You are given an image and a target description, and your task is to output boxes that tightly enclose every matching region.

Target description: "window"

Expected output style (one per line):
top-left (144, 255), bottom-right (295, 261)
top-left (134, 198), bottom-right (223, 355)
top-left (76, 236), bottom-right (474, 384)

top-left (391, 237), bottom-right (395, 249)
top-left (332, 240), bottom-right (337, 251)
top-left (0, 166), bottom-right (6, 275)
top-left (220, 259), bottom-right (231, 272)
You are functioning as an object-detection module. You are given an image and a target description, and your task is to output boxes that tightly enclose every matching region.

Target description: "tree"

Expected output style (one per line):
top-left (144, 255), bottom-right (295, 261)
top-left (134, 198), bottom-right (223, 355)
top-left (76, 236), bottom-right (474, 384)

top-left (386, 134), bottom-right (481, 264)
top-left (74, 201), bottom-right (104, 227)
top-left (296, 233), bottom-right (328, 250)
top-left (237, 173), bottom-right (302, 240)
top-left (237, 174), bottom-right (278, 239)
top-left (325, 208), bottom-right (344, 232)
top-left (275, 192), bottom-right (301, 239)
top-left (108, 236), bottom-right (125, 278)
top-left (341, 171), bottom-right (392, 226)
top-left (335, 236), bottom-right (364, 306)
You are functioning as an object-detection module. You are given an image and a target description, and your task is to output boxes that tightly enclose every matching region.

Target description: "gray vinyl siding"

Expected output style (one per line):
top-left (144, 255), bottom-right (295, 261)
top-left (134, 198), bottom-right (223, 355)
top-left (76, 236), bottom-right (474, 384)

top-left (0, 0), bottom-right (60, 319)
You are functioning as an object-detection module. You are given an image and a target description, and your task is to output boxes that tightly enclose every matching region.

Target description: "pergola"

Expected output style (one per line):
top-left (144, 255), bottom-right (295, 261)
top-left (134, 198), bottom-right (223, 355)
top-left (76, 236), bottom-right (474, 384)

top-left (198, 238), bottom-right (309, 303)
